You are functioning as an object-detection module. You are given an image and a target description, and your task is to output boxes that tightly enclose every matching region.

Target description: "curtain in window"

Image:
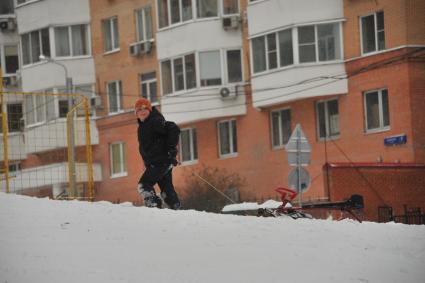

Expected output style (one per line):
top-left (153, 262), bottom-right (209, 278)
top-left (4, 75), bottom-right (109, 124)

top-left (252, 37), bottom-right (266, 73)
top-left (112, 18), bottom-right (119, 49)
top-left (158, 0), bottom-right (169, 28)
top-left (227, 50), bottom-right (242, 83)
top-left (161, 61), bottom-right (173, 94)
top-left (200, 51), bottom-right (221, 86)
top-left (103, 20), bottom-right (113, 51)
top-left (181, 130), bottom-right (192, 161)
top-left (182, 0), bottom-right (193, 21)
top-left (136, 10), bottom-right (145, 41)
top-left (145, 7), bottom-right (153, 39)
top-left (4, 46), bottom-right (19, 74)
top-left (21, 34), bottom-right (31, 65)
top-left (111, 144), bottom-right (122, 174)
top-left (327, 100), bottom-right (339, 136)
top-left (223, 0), bottom-right (238, 14)
top-left (72, 25), bottom-right (88, 56)
top-left (298, 26), bottom-right (316, 63)
top-left (318, 23), bottom-right (340, 61)
top-left (219, 122), bottom-right (230, 155)
top-left (366, 92), bottom-right (380, 130)
top-left (361, 15), bottom-right (376, 53)
top-left (278, 29), bottom-right (293, 67)
top-left (108, 82), bottom-right (119, 112)
top-left (185, 54), bottom-right (196, 89)
top-left (280, 109), bottom-right (291, 144)
top-left (30, 31), bottom-right (41, 64)
top-left (197, 0), bottom-right (217, 18)
top-left (173, 58), bottom-right (185, 91)
top-left (55, 27), bottom-right (71, 57)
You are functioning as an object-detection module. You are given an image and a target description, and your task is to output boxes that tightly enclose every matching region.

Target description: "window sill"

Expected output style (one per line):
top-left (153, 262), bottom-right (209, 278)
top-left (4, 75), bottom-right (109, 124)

top-left (272, 145), bottom-right (286, 151)
top-left (318, 135), bottom-right (340, 142)
top-left (53, 55), bottom-right (93, 61)
top-left (365, 127), bottom-right (390, 135)
top-left (219, 153), bottom-right (238, 160)
top-left (360, 49), bottom-right (386, 58)
top-left (180, 160), bottom-right (198, 166)
top-left (103, 49), bottom-right (121, 56)
top-left (0, 132), bottom-right (24, 137)
top-left (111, 172), bottom-right (128, 179)
top-left (247, 0), bottom-right (270, 7)
top-left (157, 16), bottom-right (220, 32)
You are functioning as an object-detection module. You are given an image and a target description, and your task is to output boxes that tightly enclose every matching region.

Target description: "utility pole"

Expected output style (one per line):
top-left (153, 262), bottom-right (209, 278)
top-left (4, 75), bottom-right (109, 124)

top-left (66, 77), bottom-right (77, 198)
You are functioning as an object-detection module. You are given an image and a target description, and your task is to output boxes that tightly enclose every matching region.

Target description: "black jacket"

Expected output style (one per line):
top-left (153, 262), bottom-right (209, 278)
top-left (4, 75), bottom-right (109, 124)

top-left (137, 107), bottom-right (178, 166)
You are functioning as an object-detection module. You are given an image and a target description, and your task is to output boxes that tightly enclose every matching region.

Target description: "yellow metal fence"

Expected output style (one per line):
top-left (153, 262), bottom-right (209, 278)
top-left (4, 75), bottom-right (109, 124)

top-left (0, 79), bottom-right (94, 200)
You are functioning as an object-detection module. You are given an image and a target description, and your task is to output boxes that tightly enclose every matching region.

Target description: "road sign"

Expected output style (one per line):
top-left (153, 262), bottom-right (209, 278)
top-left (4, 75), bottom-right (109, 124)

top-left (288, 167), bottom-right (311, 193)
top-left (285, 124), bottom-right (311, 166)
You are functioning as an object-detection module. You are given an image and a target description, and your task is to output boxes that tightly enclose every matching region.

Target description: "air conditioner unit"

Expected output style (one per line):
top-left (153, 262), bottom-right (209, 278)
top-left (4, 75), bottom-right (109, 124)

top-left (4, 75), bottom-right (18, 87)
top-left (129, 41), bottom-right (154, 57)
top-left (0, 18), bottom-right (16, 32)
top-left (140, 41), bottom-right (153, 54)
top-left (222, 15), bottom-right (240, 30)
top-left (219, 86), bottom-right (238, 100)
top-left (90, 96), bottom-right (102, 108)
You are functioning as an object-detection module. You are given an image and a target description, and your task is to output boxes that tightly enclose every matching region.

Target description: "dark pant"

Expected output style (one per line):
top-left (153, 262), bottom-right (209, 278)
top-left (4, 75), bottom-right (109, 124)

top-left (139, 163), bottom-right (180, 208)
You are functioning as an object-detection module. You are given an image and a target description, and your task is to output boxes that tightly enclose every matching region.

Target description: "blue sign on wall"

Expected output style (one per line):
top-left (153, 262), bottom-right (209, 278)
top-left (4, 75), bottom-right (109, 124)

top-left (384, 134), bottom-right (407, 146)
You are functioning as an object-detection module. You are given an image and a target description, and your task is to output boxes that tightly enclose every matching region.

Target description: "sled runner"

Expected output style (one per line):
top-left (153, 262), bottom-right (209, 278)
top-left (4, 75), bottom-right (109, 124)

top-left (258, 187), bottom-right (364, 222)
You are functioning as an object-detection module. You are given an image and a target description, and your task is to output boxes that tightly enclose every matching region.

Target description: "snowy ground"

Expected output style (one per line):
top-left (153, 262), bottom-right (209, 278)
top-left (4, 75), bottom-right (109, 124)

top-left (0, 193), bottom-right (424, 283)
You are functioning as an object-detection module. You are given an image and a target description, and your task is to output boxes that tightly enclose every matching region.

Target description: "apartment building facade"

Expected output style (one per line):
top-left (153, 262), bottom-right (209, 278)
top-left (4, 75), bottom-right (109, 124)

top-left (90, 0), bottom-right (425, 209)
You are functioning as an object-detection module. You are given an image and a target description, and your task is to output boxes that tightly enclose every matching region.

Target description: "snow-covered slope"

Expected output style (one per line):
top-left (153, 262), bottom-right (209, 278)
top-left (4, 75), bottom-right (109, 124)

top-left (0, 192), bottom-right (424, 283)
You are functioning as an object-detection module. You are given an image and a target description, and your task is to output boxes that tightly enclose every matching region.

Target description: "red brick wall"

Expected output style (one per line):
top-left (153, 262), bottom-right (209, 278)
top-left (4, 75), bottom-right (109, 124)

top-left (325, 163), bottom-right (425, 222)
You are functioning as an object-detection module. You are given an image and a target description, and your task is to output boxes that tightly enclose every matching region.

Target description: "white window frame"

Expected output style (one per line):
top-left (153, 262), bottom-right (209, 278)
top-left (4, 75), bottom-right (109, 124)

top-left (135, 6), bottom-right (153, 43)
top-left (16, 0), bottom-right (40, 7)
top-left (225, 48), bottom-right (243, 84)
top-left (316, 98), bottom-right (340, 140)
top-left (270, 108), bottom-right (291, 149)
top-left (21, 28), bottom-right (50, 66)
top-left (218, 119), bottom-right (237, 158)
top-left (0, 103), bottom-right (23, 134)
top-left (107, 80), bottom-right (123, 114)
top-left (110, 142), bottom-right (127, 178)
top-left (156, 0), bottom-right (193, 30)
top-left (24, 95), bottom-right (46, 127)
top-left (360, 11), bottom-right (385, 55)
top-left (160, 52), bottom-right (196, 95)
top-left (179, 127), bottom-right (198, 165)
top-left (103, 17), bottom-right (120, 53)
top-left (251, 22), bottom-right (343, 75)
top-left (364, 89), bottom-right (390, 133)
top-left (0, 45), bottom-right (19, 75)
top-left (140, 72), bottom-right (158, 105)
top-left (54, 24), bottom-right (90, 58)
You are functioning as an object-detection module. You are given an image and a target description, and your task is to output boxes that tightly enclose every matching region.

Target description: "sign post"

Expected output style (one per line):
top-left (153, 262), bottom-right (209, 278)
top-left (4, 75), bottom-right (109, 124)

top-left (285, 124), bottom-right (311, 206)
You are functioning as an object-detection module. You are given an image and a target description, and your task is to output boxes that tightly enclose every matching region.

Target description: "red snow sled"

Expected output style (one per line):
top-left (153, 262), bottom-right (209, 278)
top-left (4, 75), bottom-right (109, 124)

top-left (257, 187), bottom-right (364, 222)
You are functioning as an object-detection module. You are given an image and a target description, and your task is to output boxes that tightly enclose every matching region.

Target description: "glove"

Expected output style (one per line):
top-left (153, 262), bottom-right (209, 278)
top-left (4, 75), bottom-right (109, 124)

top-left (168, 149), bottom-right (179, 166)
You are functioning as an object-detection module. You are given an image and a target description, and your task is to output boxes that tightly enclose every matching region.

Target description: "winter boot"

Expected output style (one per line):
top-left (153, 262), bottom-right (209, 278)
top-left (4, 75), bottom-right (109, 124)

top-left (141, 190), bottom-right (162, 208)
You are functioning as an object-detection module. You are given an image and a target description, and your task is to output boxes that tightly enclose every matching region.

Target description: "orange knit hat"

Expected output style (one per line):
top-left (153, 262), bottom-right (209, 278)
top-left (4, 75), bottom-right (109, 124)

top-left (134, 98), bottom-right (152, 113)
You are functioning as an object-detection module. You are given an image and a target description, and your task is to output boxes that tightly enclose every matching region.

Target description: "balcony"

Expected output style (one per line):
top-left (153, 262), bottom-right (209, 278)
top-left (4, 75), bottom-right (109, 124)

top-left (0, 133), bottom-right (27, 161)
top-left (25, 118), bottom-right (99, 154)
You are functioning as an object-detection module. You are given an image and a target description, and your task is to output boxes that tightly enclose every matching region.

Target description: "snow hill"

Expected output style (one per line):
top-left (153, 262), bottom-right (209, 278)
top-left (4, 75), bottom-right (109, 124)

top-left (0, 192), bottom-right (424, 283)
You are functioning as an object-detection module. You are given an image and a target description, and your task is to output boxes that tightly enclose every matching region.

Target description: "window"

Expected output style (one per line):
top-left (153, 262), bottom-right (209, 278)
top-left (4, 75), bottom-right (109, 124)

top-left (361, 11), bottom-right (385, 54)
top-left (0, 45), bottom-right (19, 75)
top-left (226, 49), bottom-right (242, 83)
top-left (180, 128), bottom-right (198, 163)
top-left (107, 81), bottom-right (123, 113)
top-left (252, 28), bottom-right (295, 74)
top-left (298, 23), bottom-right (341, 63)
top-left (157, 0), bottom-right (193, 29)
top-left (0, 0), bottom-right (14, 15)
top-left (161, 53), bottom-right (196, 95)
top-left (218, 119), bottom-right (237, 157)
top-left (364, 89), bottom-right (389, 132)
top-left (24, 95), bottom-right (46, 125)
top-left (140, 72), bottom-right (158, 104)
top-left (54, 25), bottom-right (89, 57)
top-left (135, 7), bottom-right (153, 42)
top-left (0, 103), bottom-right (23, 133)
top-left (223, 0), bottom-right (238, 15)
top-left (110, 142), bottom-right (127, 177)
top-left (199, 51), bottom-right (221, 86)
top-left (197, 0), bottom-right (217, 18)
top-left (271, 108), bottom-right (291, 148)
top-left (316, 99), bottom-right (339, 139)
top-left (103, 17), bottom-right (119, 52)
top-left (21, 28), bottom-right (50, 65)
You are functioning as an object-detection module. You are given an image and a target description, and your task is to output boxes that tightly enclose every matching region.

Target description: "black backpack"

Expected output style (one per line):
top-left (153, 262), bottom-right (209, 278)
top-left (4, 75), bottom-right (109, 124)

top-left (165, 121), bottom-right (181, 148)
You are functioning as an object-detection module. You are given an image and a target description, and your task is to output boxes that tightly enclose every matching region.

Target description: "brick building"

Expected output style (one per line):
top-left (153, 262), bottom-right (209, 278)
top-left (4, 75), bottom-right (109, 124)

top-left (88, 0), bottom-right (425, 217)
